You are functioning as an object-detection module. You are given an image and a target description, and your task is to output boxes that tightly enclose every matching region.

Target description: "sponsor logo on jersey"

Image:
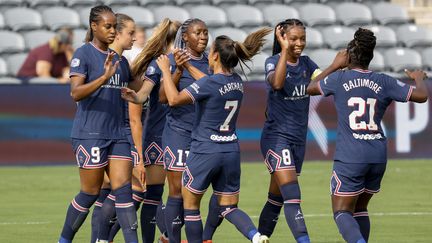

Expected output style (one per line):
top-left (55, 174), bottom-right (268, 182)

top-left (146, 66), bottom-right (155, 75)
top-left (210, 134), bottom-right (237, 142)
top-left (352, 133), bottom-right (383, 140)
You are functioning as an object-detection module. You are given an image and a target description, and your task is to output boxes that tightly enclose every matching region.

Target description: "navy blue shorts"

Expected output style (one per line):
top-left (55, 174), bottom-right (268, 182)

top-left (162, 125), bottom-right (191, 172)
top-left (331, 161), bottom-right (387, 196)
top-left (183, 151), bottom-right (240, 195)
top-left (72, 138), bottom-right (134, 169)
top-left (261, 138), bottom-right (305, 175)
top-left (143, 140), bottom-right (164, 167)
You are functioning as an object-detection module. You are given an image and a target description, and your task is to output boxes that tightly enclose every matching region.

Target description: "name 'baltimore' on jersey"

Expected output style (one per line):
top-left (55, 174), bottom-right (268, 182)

top-left (184, 73), bottom-right (244, 153)
top-left (69, 42), bottom-right (133, 139)
top-left (263, 54), bottom-right (319, 144)
top-left (319, 68), bottom-right (413, 164)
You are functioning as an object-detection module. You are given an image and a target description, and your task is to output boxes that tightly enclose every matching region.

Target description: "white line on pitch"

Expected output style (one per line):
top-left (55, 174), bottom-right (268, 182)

top-left (249, 211), bottom-right (432, 218)
top-left (0, 221), bottom-right (50, 225)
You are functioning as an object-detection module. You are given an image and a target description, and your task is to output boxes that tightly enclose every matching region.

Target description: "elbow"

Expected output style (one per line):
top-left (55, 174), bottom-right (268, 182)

top-left (167, 98), bottom-right (179, 107)
top-left (271, 83), bottom-right (283, 90)
top-left (70, 91), bottom-right (82, 102)
top-left (418, 95), bottom-right (428, 103)
top-left (159, 96), bottom-right (168, 104)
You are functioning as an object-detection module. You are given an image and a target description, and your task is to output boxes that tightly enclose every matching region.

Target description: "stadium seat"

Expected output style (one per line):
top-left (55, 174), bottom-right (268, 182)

top-left (4, 7), bottom-right (43, 32)
top-left (225, 5), bottom-right (264, 28)
top-left (262, 29), bottom-right (274, 53)
top-left (0, 0), bottom-right (24, 11)
top-left (6, 52), bottom-right (27, 76)
top-left (384, 48), bottom-right (422, 72)
top-left (138, 0), bottom-right (173, 8)
top-left (153, 5), bottom-right (190, 23)
top-left (248, 0), bottom-right (277, 7)
top-left (0, 12), bottom-right (4, 30)
top-left (28, 0), bottom-right (63, 9)
top-left (247, 51), bottom-right (270, 77)
top-left (335, 2), bottom-right (372, 26)
top-left (321, 25), bottom-right (355, 49)
top-left (298, 3), bottom-right (337, 27)
top-left (0, 57), bottom-right (7, 76)
top-left (0, 31), bottom-right (25, 54)
top-left (28, 76), bottom-right (59, 84)
top-left (211, 0), bottom-right (247, 6)
top-left (189, 5), bottom-right (227, 28)
top-left (366, 25), bottom-right (397, 49)
top-left (262, 4), bottom-right (299, 26)
top-left (102, 0), bottom-right (137, 9)
top-left (211, 27), bottom-right (247, 42)
top-left (0, 77), bottom-right (22, 84)
top-left (23, 30), bottom-right (55, 50)
top-left (371, 2), bottom-right (410, 26)
top-left (66, 0), bottom-right (99, 9)
top-left (369, 51), bottom-right (385, 72)
top-left (176, 0), bottom-right (209, 7)
top-left (117, 6), bottom-right (155, 28)
top-left (309, 48), bottom-right (338, 69)
top-left (420, 47), bottom-right (432, 70)
top-left (42, 7), bottom-right (81, 30)
top-left (305, 27), bottom-right (324, 50)
top-left (78, 7), bottom-right (91, 28)
top-left (396, 24), bottom-right (432, 48)
top-left (72, 28), bottom-right (87, 49)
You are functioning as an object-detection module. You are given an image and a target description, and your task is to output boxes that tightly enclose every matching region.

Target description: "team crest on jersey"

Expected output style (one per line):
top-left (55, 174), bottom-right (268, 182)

top-left (266, 63), bottom-right (275, 72)
top-left (71, 58), bottom-right (80, 67)
top-left (303, 70), bottom-right (307, 78)
top-left (396, 79), bottom-right (406, 87)
top-left (146, 66), bottom-right (156, 75)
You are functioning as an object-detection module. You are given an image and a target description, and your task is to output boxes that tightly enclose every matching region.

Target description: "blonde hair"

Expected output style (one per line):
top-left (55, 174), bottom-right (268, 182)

top-left (131, 18), bottom-right (181, 79)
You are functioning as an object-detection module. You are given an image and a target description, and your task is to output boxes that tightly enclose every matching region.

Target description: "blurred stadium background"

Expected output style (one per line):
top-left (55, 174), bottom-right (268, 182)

top-left (0, 0), bottom-right (431, 242)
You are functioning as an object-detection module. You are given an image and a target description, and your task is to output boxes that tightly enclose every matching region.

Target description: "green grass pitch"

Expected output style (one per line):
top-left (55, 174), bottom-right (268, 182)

top-left (0, 160), bottom-right (431, 242)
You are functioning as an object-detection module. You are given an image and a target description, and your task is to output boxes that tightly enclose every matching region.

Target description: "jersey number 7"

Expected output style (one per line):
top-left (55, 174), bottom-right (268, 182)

top-left (220, 100), bottom-right (239, 132)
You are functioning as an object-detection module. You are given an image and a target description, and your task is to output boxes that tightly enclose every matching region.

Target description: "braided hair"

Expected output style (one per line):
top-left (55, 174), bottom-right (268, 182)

top-left (272, 19), bottom-right (305, 55)
top-left (347, 28), bottom-right (376, 68)
top-left (85, 5), bottom-right (114, 42)
top-left (173, 18), bottom-right (205, 49)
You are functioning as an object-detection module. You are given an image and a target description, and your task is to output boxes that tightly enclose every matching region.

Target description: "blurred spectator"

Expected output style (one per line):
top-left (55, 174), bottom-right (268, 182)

top-left (123, 26), bottom-right (146, 64)
top-left (17, 28), bottom-right (74, 83)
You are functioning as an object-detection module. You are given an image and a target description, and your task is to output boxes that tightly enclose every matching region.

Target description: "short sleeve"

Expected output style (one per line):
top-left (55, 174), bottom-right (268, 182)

top-left (143, 59), bottom-right (161, 85)
top-left (184, 76), bottom-right (212, 103)
top-left (69, 47), bottom-right (88, 78)
top-left (383, 75), bottom-right (413, 102)
top-left (264, 56), bottom-right (277, 82)
top-left (305, 56), bottom-right (320, 77)
top-left (319, 72), bottom-right (340, 96)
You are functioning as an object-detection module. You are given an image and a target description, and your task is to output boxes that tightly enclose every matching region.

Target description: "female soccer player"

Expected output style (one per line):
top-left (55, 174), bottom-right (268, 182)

top-left (159, 18), bottom-right (212, 243)
top-left (128, 18), bottom-right (181, 243)
top-left (58, 5), bottom-right (153, 243)
top-left (307, 28), bottom-right (428, 243)
top-left (258, 19), bottom-right (332, 243)
top-left (156, 27), bottom-right (273, 243)
top-left (92, 13), bottom-right (146, 243)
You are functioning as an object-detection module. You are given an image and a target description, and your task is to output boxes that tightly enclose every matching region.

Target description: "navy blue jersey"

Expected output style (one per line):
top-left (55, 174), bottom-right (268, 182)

top-left (166, 54), bottom-right (210, 133)
top-left (262, 54), bottom-right (319, 144)
top-left (185, 73), bottom-right (243, 153)
top-left (319, 68), bottom-right (413, 163)
top-left (143, 56), bottom-right (175, 143)
top-left (70, 43), bottom-right (133, 139)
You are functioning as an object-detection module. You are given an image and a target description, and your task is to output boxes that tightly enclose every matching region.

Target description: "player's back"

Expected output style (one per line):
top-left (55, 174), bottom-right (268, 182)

top-left (186, 73), bottom-right (244, 153)
top-left (320, 68), bottom-right (413, 163)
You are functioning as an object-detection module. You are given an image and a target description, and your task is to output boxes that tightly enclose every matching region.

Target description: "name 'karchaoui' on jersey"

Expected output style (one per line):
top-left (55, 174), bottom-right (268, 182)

top-left (262, 54), bottom-right (319, 145)
top-left (319, 68), bottom-right (413, 164)
top-left (184, 73), bottom-right (244, 153)
top-left (69, 42), bottom-right (133, 139)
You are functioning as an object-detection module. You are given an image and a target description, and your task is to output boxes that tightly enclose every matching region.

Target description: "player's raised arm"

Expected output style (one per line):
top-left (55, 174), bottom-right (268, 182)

top-left (70, 51), bottom-right (119, 101)
top-left (405, 69), bottom-right (429, 103)
top-left (157, 55), bottom-right (192, 106)
top-left (307, 49), bottom-right (348, 96)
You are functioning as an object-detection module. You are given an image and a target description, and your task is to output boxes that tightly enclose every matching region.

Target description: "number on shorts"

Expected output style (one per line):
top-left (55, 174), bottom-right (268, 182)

top-left (348, 97), bottom-right (378, 131)
top-left (281, 149), bottom-right (292, 165)
top-left (176, 149), bottom-right (189, 167)
top-left (91, 147), bottom-right (100, 163)
top-left (220, 100), bottom-right (239, 132)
